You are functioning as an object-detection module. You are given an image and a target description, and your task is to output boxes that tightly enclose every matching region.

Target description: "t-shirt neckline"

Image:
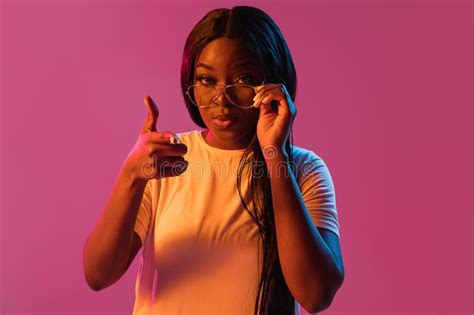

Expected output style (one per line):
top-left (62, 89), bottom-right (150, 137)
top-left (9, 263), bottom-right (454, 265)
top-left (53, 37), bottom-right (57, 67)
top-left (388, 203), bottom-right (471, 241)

top-left (198, 130), bottom-right (248, 154)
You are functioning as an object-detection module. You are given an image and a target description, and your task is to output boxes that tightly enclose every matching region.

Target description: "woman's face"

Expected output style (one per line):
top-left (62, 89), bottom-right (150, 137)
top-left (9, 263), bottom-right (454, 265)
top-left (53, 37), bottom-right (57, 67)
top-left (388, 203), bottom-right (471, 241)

top-left (193, 37), bottom-right (265, 150)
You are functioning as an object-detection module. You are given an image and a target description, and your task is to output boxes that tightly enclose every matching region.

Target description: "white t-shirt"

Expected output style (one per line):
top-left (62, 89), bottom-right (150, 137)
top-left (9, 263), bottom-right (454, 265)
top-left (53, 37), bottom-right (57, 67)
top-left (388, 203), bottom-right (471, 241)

top-left (132, 129), bottom-right (340, 315)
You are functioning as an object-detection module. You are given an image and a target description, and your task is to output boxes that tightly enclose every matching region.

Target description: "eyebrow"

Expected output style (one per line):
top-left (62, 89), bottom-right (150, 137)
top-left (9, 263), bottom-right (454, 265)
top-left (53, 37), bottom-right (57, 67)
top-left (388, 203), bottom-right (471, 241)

top-left (195, 61), bottom-right (258, 71)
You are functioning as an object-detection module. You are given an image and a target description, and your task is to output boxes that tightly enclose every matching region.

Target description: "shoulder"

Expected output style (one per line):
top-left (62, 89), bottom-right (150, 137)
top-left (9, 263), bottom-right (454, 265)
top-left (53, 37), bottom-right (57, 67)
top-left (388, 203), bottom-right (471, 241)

top-left (289, 144), bottom-right (330, 180)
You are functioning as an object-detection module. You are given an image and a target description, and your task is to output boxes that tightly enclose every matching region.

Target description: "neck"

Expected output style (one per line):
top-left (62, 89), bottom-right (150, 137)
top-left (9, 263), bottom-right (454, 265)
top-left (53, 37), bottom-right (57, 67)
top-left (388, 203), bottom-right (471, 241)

top-left (202, 130), bottom-right (255, 150)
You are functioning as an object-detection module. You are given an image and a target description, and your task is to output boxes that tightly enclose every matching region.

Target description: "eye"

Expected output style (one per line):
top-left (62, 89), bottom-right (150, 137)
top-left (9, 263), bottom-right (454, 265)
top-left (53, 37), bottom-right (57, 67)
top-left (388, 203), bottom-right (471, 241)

top-left (195, 74), bottom-right (215, 85)
top-left (235, 74), bottom-right (254, 85)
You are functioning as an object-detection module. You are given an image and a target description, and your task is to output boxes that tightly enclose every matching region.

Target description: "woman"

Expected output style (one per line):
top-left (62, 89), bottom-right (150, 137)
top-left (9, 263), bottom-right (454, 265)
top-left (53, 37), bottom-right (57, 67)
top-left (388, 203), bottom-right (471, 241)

top-left (83, 5), bottom-right (344, 315)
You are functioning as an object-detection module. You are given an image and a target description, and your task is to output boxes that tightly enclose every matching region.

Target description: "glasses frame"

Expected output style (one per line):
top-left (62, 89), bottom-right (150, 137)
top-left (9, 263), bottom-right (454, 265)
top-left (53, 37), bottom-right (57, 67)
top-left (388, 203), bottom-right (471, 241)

top-left (186, 80), bottom-right (266, 109)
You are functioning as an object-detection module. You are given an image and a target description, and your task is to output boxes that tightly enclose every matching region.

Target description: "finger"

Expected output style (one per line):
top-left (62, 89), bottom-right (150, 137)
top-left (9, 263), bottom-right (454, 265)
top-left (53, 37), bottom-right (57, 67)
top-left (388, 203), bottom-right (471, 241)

top-left (141, 95), bottom-right (159, 134)
top-left (161, 143), bottom-right (188, 156)
top-left (149, 142), bottom-right (188, 157)
top-left (156, 161), bottom-right (189, 178)
top-left (146, 131), bottom-right (182, 144)
top-left (254, 84), bottom-right (280, 95)
top-left (255, 83), bottom-right (278, 93)
top-left (157, 156), bottom-right (187, 167)
top-left (254, 89), bottom-right (285, 109)
top-left (156, 156), bottom-right (186, 166)
top-left (253, 85), bottom-right (283, 106)
top-left (261, 91), bottom-right (284, 105)
top-left (258, 98), bottom-right (275, 117)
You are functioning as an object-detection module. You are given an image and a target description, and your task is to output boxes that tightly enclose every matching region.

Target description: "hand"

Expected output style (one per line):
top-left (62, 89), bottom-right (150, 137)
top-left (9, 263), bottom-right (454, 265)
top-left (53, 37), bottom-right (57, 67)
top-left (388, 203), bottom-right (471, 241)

top-left (121, 95), bottom-right (188, 182)
top-left (253, 83), bottom-right (297, 157)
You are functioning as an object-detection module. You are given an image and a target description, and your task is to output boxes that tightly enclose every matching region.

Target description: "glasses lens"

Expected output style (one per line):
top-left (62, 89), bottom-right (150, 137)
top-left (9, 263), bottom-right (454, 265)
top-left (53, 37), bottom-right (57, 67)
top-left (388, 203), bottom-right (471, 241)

top-left (189, 85), bottom-right (214, 107)
top-left (226, 85), bottom-right (256, 108)
top-left (188, 85), bottom-right (256, 108)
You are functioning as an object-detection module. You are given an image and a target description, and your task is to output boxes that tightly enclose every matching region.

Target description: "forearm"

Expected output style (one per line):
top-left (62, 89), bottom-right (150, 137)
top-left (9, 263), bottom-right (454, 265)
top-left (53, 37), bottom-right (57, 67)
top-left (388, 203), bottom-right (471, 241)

top-left (265, 150), bottom-right (342, 311)
top-left (83, 168), bottom-right (148, 290)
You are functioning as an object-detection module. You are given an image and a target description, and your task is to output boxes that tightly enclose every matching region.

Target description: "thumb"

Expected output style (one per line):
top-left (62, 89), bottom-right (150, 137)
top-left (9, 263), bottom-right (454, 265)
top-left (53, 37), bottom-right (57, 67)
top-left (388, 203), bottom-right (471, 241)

top-left (141, 95), bottom-right (159, 134)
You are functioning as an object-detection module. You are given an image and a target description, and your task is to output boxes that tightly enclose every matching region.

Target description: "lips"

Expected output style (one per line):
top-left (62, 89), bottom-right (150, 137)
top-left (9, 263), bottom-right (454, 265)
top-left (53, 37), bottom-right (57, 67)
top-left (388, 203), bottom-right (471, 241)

top-left (211, 114), bottom-right (238, 129)
top-left (212, 114), bottom-right (236, 120)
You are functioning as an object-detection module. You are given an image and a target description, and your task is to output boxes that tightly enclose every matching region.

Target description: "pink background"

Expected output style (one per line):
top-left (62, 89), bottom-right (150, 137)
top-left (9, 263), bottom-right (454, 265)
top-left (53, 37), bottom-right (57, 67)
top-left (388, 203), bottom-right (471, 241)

top-left (1, 1), bottom-right (472, 314)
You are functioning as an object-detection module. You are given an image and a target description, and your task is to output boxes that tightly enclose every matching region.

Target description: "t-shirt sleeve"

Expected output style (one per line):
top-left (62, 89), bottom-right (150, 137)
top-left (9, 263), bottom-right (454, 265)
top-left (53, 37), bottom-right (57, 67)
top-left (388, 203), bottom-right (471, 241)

top-left (297, 150), bottom-right (340, 238)
top-left (133, 179), bottom-right (153, 245)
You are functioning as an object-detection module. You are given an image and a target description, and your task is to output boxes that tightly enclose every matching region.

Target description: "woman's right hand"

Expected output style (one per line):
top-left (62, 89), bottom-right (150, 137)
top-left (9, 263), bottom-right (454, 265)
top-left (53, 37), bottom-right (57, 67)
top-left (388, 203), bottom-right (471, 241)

top-left (121, 95), bottom-right (188, 182)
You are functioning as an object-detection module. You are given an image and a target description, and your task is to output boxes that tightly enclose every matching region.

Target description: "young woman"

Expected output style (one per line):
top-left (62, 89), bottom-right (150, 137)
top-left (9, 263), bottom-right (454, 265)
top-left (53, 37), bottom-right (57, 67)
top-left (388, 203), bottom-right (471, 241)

top-left (83, 6), bottom-right (344, 315)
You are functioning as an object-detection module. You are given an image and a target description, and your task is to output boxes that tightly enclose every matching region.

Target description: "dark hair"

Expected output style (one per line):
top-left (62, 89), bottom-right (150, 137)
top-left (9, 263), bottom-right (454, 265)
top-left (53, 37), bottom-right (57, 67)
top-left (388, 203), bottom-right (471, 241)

top-left (180, 6), bottom-right (297, 315)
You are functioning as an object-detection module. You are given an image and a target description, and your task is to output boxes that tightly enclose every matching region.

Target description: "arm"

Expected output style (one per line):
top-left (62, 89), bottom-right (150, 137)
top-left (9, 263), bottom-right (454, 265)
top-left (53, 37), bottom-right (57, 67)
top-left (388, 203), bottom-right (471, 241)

top-left (82, 169), bottom-right (150, 291)
top-left (82, 95), bottom-right (188, 291)
top-left (266, 150), bottom-right (345, 313)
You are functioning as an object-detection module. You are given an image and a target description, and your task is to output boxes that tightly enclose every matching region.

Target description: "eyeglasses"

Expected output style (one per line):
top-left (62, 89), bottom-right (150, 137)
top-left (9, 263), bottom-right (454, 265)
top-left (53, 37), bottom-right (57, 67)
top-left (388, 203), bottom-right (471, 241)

top-left (186, 80), bottom-right (265, 109)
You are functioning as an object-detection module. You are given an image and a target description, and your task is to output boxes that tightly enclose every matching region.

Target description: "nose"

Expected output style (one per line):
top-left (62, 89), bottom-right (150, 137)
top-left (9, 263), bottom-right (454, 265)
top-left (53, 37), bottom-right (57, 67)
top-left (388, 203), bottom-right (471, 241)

top-left (212, 87), bottom-right (232, 107)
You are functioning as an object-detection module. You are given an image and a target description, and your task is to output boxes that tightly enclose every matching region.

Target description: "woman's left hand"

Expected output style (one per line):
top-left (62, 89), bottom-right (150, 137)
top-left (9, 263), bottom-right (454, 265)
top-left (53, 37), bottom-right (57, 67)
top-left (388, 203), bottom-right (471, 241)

top-left (253, 83), bottom-right (297, 157)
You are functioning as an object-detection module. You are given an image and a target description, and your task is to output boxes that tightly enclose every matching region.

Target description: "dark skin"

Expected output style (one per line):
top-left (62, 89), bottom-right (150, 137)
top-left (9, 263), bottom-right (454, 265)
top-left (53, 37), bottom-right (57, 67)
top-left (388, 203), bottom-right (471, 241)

top-left (189, 37), bottom-right (345, 312)
top-left (120, 37), bottom-right (344, 311)
top-left (193, 37), bottom-right (264, 150)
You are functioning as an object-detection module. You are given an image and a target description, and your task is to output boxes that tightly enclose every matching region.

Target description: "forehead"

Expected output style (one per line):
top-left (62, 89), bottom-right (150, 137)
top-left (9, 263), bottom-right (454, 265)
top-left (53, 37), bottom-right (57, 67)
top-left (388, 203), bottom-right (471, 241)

top-left (196, 37), bottom-right (259, 71)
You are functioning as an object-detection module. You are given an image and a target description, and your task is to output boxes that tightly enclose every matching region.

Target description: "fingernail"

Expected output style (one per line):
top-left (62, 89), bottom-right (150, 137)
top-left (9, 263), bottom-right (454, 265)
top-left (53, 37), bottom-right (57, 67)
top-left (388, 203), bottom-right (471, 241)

top-left (262, 95), bottom-right (271, 104)
top-left (169, 134), bottom-right (181, 144)
top-left (169, 135), bottom-right (176, 144)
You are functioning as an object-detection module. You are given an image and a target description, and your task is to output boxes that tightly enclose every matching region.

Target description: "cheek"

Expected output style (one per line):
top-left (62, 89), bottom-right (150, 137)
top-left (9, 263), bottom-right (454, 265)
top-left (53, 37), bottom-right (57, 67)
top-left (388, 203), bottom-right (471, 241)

top-left (198, 109), bottom-right (211, 124)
